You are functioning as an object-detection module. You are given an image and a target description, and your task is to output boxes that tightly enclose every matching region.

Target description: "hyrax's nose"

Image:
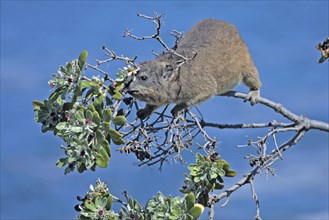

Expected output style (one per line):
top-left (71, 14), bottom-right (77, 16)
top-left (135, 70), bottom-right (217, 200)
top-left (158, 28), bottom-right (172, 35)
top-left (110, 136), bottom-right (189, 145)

top-left (124, 76), bottom-right (132, 89)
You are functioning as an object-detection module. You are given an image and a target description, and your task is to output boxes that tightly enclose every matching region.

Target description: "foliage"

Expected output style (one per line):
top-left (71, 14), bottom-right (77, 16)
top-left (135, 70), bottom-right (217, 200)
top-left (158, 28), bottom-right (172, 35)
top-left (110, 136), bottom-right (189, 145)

top-left (316, 37), bottom-right (329, 63)
top-left (75, 179), bottom-right (204, 220)
top-left (144, 192), bottom-right (204, 220)
top-left (33, 51), bottom-right (127, 174)
top-left (33, 49), bottom-right (238, 218)
top-left (180, 153), bottom-right (236, 206)
top-left (75, 179), bottom-right (117, 220)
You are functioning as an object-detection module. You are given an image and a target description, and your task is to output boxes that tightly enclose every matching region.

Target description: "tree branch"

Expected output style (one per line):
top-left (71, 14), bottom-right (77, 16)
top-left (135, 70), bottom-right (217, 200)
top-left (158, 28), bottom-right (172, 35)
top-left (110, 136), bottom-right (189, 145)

top-left (221, 91), bottom-right (329, 132)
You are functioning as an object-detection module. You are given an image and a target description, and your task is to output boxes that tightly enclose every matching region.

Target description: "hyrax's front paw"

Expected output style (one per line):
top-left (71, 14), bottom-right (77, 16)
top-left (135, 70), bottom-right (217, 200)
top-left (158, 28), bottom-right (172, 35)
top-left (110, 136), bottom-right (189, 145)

top-left (244, 90), bottom-right (260, 106)
top-left (137, 108), bottom-right (152, 120)
top-left (171, 103), bottom-right (188, 117)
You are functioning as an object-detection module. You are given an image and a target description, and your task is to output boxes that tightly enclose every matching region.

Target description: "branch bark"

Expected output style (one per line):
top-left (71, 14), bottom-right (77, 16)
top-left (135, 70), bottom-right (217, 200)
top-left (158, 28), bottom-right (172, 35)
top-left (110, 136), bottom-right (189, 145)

top-left (220, 91), bottom-right (329, 132)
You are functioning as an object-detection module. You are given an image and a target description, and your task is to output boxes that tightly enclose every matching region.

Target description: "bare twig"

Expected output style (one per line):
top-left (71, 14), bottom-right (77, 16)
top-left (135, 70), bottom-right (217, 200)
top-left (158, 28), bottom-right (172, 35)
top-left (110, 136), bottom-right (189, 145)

top-left (170, 29), bottom-right (183, 50)
top-left (102, 46), bottom-right (138, 67)
top-left (124, 13), bottom-right (198, 67)
top-left (201, 121), bottom-right (295, 129)
top-left (209, 203), bottom-right (215, 220)
top-left (187, 110), bottom-right (216, 152)
top-left (249, 178), bottom-right (261, 220)
top-left (86, 46), bottom-right (138, 84)
top-left (210, 129), bottom-right (307, 206)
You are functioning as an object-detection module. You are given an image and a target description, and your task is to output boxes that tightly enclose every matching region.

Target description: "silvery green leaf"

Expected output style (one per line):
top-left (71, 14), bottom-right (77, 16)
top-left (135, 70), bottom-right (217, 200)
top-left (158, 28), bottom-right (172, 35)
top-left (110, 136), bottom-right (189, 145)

top-left (56, 122), bottom-right (67, 130)
top-left (71, 126), bottom-right (83, 133)
top-left (85, 110), bottom-right (93, 120)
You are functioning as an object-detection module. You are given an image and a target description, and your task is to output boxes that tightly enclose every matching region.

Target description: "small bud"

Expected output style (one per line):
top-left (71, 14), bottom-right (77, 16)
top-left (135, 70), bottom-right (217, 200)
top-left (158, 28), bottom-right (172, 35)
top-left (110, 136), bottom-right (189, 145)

top-left (65, 113), bottom-right (71, 120)
top-left (85, 118), bottom-right (92, 124)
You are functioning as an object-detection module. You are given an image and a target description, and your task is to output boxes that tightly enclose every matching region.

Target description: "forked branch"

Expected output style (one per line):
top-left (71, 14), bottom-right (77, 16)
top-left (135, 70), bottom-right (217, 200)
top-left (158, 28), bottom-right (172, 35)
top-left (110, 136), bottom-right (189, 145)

top-left (124, 13), bottom-right (197, 65)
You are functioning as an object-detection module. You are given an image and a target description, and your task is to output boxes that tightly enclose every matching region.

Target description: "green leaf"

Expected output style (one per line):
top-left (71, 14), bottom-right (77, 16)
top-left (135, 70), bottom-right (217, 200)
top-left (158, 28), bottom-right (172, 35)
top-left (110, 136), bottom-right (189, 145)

top-left (188, 204), bottom-right (204, 220)
top-left (225, 170), bottom-right (236, 177)
top-left (185, 192), bottom-right (195, 210)
top-left (100, 138), bottom-right (111, 156)
top-left (78, 50), bottom-right (88, 70)
top-left (318, 56), bottom-right (327, 63)
top-left (55, 122), bottom-right (67, 130)
top-left (112, 92), bottom-right (122, 100)
top-left (56, 158), bottom-right (67, 167)
top-left (105, 96), bottom-right (113, 106)
top-left (217, 176), bottom-right (224, 183)
top-left (75, 109), bottom-right (85, 122)
top-left (114, 83), bottom-right (124, 92)
top-left (84, 200), bottom-right (97, 212)
top-left (128, 196), bottom-right (134, 208)
top-left (193, 176), bottom-right (201, 183)
top-left (77, 163), bottom-right (87, 173)
top-left (96, 148), bottom-right (109, 168)
top-left (106, 196), bottom-right (113, 210)
top-left (210, 173), bottom-right (217, 179)
top-left (62, 102), bottom-right (73, 111)
top-left (103, 108), bottom-right (112, 122)
top-left (215, 183), bottom-right (224, 190)
top-left (49, 85), bottom-right (68, 102)
top-left (217, 159), bottom-right (230, 171)
top-left (71, 126), bottom-right (83, 133)
top-left (85, 88), bottom-right (95, 101)
top-left (77, 105), bottom-right (86, 112)
top-left (92, 111), bottom-right (101, 126)
top-left (80, 80), bottom-right (98, 89)
top-left (86, 110), bottom-right (93, 120)
top-left (87, 103), bottom-right (96, 112)
top-left (32, 100), bottom-right (44, 108)
top-left (96, 130), bottom-right (106, 142)
top-left (112, 115), bottom-right (126, 126)
top-left (95, 197), bottom-right (103, 207)
top-left (60, 65), bottom-right (67, 74)
top-left (94, 94), bottom-right (104, 117)
top-left (96, 156), bottom-right (107, 168)
top-left (103, 122), bottom-right (111, 132)
top-left (66, 62), bottom-right (72, 73)
top-left (107, 128), bottom-right (125, 145)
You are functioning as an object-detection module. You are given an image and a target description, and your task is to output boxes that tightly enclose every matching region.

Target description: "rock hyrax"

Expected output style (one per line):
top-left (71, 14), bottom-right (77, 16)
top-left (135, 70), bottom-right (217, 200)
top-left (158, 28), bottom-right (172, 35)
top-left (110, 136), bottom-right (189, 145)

top-left (127, 19), bottom-right (261, 119)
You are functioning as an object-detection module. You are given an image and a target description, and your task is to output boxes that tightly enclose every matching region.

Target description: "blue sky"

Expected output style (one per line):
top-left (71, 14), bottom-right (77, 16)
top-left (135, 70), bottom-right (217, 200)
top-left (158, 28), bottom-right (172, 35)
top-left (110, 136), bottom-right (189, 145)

top-left (1, 1), bottom-right (328, 219)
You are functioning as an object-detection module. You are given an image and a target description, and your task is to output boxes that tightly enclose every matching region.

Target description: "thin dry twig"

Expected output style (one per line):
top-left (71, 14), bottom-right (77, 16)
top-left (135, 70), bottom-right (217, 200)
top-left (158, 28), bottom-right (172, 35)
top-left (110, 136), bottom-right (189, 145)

top-left (249, 178), bottom-right (261, 220)
top-left (124, 12), bottom-right (198, 70)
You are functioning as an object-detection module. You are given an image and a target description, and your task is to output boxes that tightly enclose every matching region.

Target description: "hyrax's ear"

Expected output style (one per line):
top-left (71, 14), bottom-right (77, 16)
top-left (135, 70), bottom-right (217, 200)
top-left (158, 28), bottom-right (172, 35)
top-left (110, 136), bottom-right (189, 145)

top-left (162, 64), bottom-right (174, 80)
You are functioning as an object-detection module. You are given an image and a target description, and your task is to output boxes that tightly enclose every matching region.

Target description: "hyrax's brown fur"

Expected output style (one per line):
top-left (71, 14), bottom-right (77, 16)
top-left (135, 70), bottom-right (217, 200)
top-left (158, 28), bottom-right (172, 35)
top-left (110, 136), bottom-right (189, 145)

top-left (127, 19), bottom-right (261, 119)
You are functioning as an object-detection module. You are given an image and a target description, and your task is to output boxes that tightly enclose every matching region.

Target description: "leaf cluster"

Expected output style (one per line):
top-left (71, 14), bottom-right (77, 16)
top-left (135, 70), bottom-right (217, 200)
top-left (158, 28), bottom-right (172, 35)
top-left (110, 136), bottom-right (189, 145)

top-left (33, 51), bottom-right (128, 174)
top-left (76, 179), bottom-right (117, 220)
top-left (180, 153), bottom-right (236, 206)
top-left (76, 180), bottom-right (204, 220)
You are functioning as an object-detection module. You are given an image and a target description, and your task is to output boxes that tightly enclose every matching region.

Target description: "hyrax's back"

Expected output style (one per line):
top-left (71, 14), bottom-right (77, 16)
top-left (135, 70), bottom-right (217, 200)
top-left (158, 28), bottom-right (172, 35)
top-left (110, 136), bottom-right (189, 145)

top-left (175, 19), bottom-right (260, 97)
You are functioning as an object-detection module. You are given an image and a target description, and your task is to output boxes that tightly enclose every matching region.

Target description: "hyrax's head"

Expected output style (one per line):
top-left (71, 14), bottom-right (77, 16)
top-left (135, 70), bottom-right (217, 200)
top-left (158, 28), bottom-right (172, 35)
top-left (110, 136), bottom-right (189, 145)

top-left (126, 60), bottom-right (176, 105)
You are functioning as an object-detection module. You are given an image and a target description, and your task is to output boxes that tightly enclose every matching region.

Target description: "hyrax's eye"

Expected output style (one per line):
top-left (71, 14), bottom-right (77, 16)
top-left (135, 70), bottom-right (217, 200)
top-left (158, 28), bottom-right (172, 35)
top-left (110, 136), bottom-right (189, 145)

top-left (139, 76), bottom-right (148, 81)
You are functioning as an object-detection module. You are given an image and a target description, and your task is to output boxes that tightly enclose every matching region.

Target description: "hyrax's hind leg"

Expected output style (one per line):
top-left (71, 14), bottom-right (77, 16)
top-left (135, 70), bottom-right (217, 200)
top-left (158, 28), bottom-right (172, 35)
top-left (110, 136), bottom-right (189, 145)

top-left (242, 72), bottom-right (261, 106)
